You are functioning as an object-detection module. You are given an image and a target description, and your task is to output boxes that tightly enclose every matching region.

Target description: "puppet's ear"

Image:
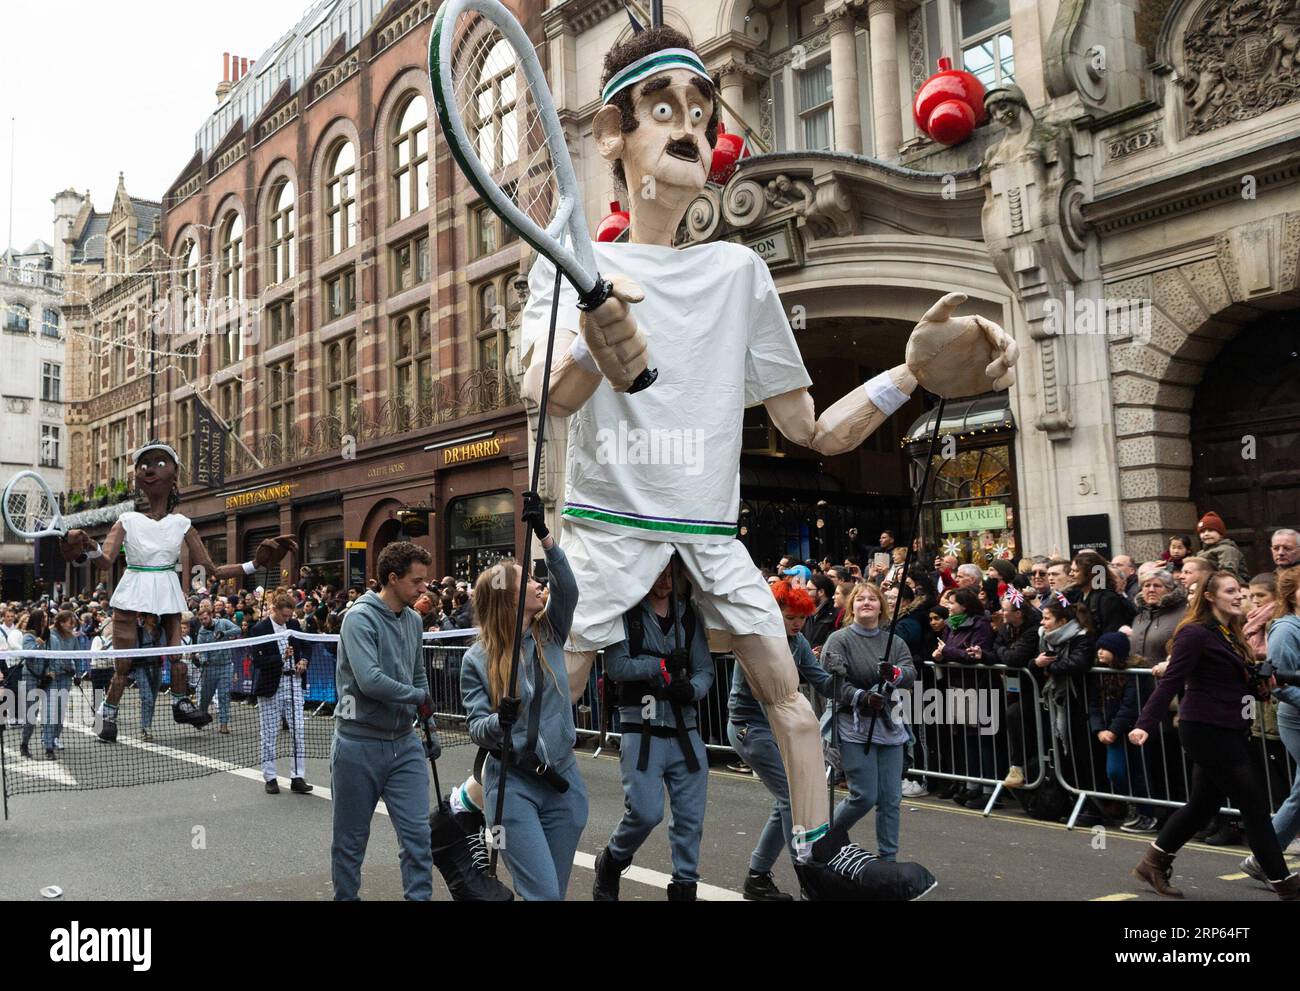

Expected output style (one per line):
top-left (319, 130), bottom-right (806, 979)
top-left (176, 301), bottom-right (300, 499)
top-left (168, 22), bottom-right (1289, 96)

top-left (593, 105), bottom-right (626, 163)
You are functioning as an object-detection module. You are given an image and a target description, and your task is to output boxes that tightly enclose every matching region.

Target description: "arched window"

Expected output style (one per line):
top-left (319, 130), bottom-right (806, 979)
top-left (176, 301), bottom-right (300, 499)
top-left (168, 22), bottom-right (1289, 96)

top-left (267, 180), bottom-right (295, 285)
top-left (325, 336), bottom-right (358, 434)
top-left (392, 95), bottom-right (429, 221)
top-left (5, 303), bottom-right (30, 333)
top-left (473, 40), bottom-right (518, 171)
top-left (181, 240), bottom-right (200, 332)
top-left (476, 282), bottom-right (500, 374)
top-left (325, 141), bottom-right (357, 256)
top-left (219, 213), bottom-right (244, 302)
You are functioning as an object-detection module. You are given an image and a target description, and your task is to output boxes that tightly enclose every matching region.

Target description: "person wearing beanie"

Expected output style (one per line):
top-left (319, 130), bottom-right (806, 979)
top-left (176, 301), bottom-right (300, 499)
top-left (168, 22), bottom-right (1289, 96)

top-left (1089, 630), bottom-right (1155, 832)
top-left (1196, 512), bottom-right (1249, 581)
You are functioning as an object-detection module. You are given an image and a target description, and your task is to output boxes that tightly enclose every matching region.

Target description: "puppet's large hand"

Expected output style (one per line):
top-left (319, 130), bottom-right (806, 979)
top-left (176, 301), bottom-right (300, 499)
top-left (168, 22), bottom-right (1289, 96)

top-left (253, 535), bottom-right (299, 568)
top-left (60, 529), bottom-right (91, 562)
top-left (905, 293), bottom-right (1019, 398)
top-left (579, 274), bottom-right (649, 393)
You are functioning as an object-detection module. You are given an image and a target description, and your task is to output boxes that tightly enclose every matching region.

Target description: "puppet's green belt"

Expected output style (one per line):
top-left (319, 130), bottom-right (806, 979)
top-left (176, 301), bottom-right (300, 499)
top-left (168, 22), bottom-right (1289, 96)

top-left (124, 562), bottom-right (180, 572)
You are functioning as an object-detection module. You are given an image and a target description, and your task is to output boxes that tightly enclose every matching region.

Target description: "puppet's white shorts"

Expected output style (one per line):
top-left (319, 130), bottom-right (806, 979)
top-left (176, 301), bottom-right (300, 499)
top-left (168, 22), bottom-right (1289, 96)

top-left (560, 522), bottom-right (785, 652)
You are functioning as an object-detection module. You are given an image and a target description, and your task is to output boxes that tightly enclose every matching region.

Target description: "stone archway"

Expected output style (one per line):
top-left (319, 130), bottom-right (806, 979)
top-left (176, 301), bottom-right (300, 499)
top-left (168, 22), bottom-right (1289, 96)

top-left (1107, 211), bottom-right (1300, 561)
top-left (1190, 317), bottom-right (1300, 572)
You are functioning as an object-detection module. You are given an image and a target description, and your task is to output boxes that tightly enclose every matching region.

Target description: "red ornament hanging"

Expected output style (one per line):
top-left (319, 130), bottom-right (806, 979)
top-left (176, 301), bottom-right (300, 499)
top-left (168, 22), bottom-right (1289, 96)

top-left (596, 200), bottom-right (630, 242)
top-left (912, 56), bottom-right (987, 146)
top-left (708, 121), bottom-right (749, 185)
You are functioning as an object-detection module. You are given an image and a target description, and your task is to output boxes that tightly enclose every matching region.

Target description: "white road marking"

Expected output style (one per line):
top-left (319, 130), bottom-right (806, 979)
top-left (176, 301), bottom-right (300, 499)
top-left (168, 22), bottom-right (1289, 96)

top-left (53, 715), bottom-right (744, 899)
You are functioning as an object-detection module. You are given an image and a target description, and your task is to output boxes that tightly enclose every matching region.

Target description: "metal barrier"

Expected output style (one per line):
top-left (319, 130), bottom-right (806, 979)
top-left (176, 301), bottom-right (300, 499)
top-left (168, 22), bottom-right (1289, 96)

top-left (1046, 665), bottom-right (1300, 829)
top-left (899, 660), bottom-right (1051, 815)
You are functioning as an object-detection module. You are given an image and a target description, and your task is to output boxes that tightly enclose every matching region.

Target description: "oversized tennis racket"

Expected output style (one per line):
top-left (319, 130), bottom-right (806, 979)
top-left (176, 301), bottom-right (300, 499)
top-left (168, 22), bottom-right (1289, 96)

top-left (430, 0), bottom-right (657, 392)
top-left (2, 470), bottom-right (66, 540)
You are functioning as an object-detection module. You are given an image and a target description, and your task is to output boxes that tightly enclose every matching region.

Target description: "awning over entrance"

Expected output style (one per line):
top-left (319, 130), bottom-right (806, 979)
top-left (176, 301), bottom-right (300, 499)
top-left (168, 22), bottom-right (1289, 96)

top-left (902, 394), bottom-right (1015, 445)
top-left (740, 461), bottom-right (844, 493)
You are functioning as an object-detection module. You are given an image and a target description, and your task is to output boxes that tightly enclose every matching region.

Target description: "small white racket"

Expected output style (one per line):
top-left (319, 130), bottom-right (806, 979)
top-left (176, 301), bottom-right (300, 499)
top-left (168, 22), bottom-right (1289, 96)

top-left (430, 0), bottom-right (657, 392)
top-left (2, 470), bottom-right (66, 540)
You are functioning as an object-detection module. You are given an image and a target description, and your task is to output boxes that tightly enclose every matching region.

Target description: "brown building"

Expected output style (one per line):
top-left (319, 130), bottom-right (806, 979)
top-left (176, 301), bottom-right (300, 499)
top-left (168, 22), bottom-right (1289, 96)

top-left (67, 0), bottom-right (545, 597)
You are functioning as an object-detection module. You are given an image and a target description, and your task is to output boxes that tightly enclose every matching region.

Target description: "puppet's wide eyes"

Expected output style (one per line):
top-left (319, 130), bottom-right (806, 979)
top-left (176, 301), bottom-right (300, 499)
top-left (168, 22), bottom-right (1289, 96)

top-left (689, 105), bottom-right (705, 123)
top-left (652, 102), bottom-right (673, 122)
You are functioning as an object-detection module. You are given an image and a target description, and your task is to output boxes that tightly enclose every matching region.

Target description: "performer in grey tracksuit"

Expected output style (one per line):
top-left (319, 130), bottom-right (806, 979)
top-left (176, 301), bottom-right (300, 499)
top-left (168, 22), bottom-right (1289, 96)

top-left (728, 580), bottom-right (832, 900)
top-left (593, 560), bottom-right (714, 901)
top-left (331, 541), bottom-right (438, 901)
top-left (462, 494), bottom-right (587, 902)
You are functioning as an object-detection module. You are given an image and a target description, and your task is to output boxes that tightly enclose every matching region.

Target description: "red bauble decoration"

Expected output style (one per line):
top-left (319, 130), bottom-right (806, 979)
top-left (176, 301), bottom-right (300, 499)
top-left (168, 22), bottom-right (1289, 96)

top-left (596, 201), bottom-right (630, 242)
top-left (708, 121), bottom-right (749, 185)
top-left (912, 56), bottom-right (987, 146)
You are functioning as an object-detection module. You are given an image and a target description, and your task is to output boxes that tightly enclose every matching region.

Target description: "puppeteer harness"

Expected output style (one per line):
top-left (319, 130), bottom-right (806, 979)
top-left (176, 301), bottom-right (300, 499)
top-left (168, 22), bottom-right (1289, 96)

top-left (606, 602), bottom-right (701, 773)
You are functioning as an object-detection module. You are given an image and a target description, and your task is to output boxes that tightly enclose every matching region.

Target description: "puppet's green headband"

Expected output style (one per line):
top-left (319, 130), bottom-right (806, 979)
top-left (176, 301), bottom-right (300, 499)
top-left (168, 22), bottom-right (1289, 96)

top-left (601, 48), bottom-right (710, 105)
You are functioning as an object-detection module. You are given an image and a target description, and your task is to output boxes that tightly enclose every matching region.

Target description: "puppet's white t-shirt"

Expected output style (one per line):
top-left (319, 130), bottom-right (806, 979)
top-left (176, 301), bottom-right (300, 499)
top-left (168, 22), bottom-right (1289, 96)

top-left (520, 240), bottom-right (811, 543)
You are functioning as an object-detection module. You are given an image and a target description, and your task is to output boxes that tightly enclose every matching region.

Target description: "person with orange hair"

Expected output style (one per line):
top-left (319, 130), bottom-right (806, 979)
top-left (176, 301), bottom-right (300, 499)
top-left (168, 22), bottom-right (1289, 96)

top-left (727, 580), bottom-right (833, 900)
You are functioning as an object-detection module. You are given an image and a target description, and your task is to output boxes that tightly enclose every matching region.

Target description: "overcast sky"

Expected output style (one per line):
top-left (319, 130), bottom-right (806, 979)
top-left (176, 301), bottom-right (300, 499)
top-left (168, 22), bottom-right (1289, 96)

top-left (1, 0), bottom-right (315, 252)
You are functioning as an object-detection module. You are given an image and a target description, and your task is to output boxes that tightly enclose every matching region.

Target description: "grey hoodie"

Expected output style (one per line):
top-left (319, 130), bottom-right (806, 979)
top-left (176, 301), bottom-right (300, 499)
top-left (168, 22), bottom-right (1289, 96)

top-left (334, 590), bottom-right (428, 741)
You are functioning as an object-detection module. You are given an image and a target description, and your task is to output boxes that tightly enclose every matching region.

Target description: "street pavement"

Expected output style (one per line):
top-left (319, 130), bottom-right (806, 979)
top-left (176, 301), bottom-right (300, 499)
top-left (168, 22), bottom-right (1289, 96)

top-left (0, 733), bottom-right (1289, 901)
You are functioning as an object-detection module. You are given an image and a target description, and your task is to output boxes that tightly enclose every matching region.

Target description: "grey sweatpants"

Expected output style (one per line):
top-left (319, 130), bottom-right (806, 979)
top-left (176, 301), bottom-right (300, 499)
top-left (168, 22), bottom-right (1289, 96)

top-left (330, 731), bottom-right (432, 900)
top-left (484, 755), bottom-right (588, 901)
top-left (608, 730), bottom-right (708, 884)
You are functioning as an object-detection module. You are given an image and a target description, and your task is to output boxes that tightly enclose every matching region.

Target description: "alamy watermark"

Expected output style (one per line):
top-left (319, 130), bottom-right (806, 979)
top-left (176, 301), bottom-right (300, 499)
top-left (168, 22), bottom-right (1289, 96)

top-left (1043, 289), bottom-right (1151, 340)
top-left (594, 421), bottom-right (705, 477)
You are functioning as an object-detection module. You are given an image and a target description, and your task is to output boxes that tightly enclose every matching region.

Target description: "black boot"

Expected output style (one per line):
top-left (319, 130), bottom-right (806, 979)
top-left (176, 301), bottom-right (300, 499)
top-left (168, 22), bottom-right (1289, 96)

top-left (743, 870), bottom-right (794, 901)
top-left (667, 880), bottom-right (697, 901)
top-left (172, 696), bottom-right (212, 729)
top-left (97, 715), bottom-right (117, 743)
top-left (794, 825), bottom-right (937, 901)
top-left (429, 803), bottom-right (514, 902)
top-left (592, 846), bottom-right (631, 902)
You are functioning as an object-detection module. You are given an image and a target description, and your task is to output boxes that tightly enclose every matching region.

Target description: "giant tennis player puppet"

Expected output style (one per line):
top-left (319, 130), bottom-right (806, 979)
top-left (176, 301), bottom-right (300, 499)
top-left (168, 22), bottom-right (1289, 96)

top-left (519, 27), bottom-right (1018, 898)
top-left (60, 443), bottom-right (296, 742)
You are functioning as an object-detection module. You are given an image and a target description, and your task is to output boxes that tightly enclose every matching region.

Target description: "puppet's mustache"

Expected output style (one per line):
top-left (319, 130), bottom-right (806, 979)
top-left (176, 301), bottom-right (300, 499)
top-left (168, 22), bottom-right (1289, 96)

top-left (665, 137), bottom-right (700, 162)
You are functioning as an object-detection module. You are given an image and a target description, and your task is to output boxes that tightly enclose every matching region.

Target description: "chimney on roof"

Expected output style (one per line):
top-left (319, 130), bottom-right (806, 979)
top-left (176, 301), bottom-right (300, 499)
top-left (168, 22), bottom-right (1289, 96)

top-left (240, 57), bottom-right (249, 77)
top-left (216, 52), bottom-right (233, 103)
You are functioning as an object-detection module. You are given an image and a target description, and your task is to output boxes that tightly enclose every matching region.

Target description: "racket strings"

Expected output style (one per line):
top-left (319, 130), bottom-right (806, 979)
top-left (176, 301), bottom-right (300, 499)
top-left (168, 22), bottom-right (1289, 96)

top-left (448, 14), bottom-right (558, 230)
top-left (6, 477), bottom-right (58, 534)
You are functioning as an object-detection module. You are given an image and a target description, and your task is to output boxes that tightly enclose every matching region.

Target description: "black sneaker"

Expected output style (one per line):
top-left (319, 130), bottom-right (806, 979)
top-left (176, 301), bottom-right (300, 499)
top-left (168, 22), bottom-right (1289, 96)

top-left (265, 779), bottom-right (280, 795)
top-left (97, 716), bottom-right (118, 743)
top-left (20, 743), bottom-right (31, 758)
top-left (172, 697), bottom-right (213, 729)
top-left (743, 870), bottom-right (794, 902)
top-left (666, 880), bottom-right (697, 901)
top-left (593, 846), bottom-right (631, 902)
top-left (429, 804), bottom-right (514, 902)
top-left (932, 781), bottom-right (958, 800)
top-left (290, 777), bottom-right (313, 794)
top-left (45, 748), bottom-right (55, 760)
top-left (1120, 815), bottom-right (1159, 834)
top-left (793, 825), bottom-right (937, 901)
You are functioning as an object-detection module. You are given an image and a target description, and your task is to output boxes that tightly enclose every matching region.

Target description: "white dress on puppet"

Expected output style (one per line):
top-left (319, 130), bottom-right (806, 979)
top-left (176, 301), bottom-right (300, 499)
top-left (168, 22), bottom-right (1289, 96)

top-left (109, 512), bottom-right (191, 616)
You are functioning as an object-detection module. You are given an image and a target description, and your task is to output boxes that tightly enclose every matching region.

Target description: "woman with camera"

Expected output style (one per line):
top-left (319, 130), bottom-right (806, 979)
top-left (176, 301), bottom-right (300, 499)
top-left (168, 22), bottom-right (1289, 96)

top-left (1128, 571), bottom-right (1297, 899)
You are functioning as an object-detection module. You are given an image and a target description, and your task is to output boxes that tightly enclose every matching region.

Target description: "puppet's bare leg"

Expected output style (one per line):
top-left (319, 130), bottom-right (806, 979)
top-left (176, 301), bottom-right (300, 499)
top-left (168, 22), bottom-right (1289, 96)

top-left (565, 649), bottom-right (597, 706)
top-left (161, 612), bottom-right (210, 729)
top-left (730, 633), bottom-right (829, 854)
top-left (162, 613), bottom-right (188, 695)
top-left (95, 608), bottom-right (141, 741)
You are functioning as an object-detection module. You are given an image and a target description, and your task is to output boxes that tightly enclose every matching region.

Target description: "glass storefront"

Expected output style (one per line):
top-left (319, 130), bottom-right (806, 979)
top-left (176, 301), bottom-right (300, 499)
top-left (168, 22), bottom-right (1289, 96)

top-left (447, 490), bottom-right (515, 583)
top-left (905, 396), bottom-right (1020, 567)
top-left (303, 518), bottom-right (345, 590)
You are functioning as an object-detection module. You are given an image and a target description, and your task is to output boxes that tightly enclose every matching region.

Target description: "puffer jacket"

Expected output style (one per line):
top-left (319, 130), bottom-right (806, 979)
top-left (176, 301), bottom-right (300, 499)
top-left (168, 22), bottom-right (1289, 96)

top-left (1128, 585), bottom-right (1187, 668)
top-left (1200, 538), bottom-right (1249, 581)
